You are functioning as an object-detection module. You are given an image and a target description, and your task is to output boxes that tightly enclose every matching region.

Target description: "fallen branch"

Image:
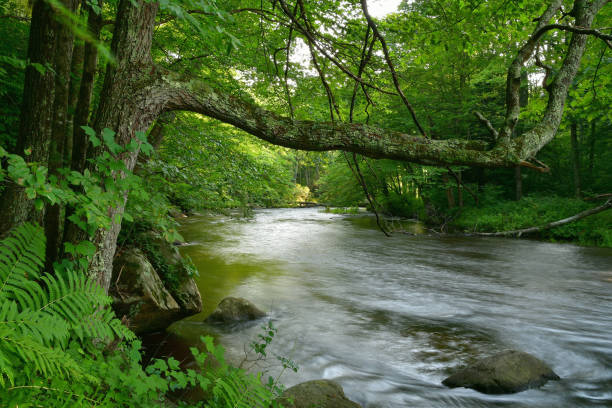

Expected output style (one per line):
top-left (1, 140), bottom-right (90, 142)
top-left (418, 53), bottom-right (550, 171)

top-left (585, 193), bottom-right (612, 201)
top-left (475, 198), bottom-right (612, 237)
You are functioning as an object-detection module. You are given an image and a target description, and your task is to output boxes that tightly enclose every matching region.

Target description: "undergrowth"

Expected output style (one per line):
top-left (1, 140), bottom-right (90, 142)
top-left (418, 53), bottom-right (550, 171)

top-left (452, 195), bottom-right (612, 247)
top-left (0, 223), bottom-right (289, 407)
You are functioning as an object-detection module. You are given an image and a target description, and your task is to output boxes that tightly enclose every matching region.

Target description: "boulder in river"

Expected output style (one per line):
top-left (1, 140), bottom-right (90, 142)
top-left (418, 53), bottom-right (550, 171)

top-left (110, 248), bottom-right (182, 334)
top-left (277, 379), bottom-right (361, 408)
top-left (442, 350), bottom-right (560, 394)
top-left (205, 297), bottom-right (266, 323)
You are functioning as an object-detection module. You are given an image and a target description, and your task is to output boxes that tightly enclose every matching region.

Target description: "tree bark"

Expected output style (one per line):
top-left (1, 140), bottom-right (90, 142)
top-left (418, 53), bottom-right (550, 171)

top-left (86, 0), bottom-right (161, 292)
top-left (62, 2), bottom-right (104, 248)
top-left (0, 0), bottom-right (57, 235)
top-left (65, 40), bottom-right (85, 165)
top-left (44, 0), bottom-right (78, 272)
top-left (71, 1), bottom-right (103, 174)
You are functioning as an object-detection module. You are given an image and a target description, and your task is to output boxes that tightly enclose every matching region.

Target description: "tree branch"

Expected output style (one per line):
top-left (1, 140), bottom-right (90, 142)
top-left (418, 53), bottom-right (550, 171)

top-left (159, 71), bottom-right (519, 168)
top-left (500, 0), bottom-right (563, 141)
top-left (538, 24), bottom-right (612, 49)
top-left (474, 111), bottom-right (498, 140)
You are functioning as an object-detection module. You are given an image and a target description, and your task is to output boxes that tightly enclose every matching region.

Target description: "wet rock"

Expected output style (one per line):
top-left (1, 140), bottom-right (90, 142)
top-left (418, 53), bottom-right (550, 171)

top-left (442, 350), bottom-right (560, 394)
top-left (110, 248), bottom-right (181, 334)
top-left (277, 380), bottom-right (361, 408)
top-left (138, 231), bottom-right (202, 316)
top-left (205, 297), bottom-right (266, 323)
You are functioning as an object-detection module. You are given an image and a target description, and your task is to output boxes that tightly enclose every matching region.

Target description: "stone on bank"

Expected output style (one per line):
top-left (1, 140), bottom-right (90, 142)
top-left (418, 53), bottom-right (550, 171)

top-left (110, 241), bottom-right (202, 334)
top-left (277, 379), bottom-right (361, 408)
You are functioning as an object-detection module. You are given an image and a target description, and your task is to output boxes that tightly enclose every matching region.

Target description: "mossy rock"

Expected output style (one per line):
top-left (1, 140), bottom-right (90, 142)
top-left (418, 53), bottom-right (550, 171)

top-left (442, 350), bottom-right (560, 394)
top-left (205, 297), bottom-right (266, 323)
top-left (137, 230), bottom-right (202, 316)
top-left (277, 380), bottom-right (361, 408)
top-left (110, 248), bottom-right (181, 334)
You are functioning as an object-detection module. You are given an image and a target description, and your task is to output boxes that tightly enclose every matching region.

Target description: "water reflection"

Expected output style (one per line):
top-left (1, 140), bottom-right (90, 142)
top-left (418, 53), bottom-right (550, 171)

top-left (166, 208), bottom-right (612, 407)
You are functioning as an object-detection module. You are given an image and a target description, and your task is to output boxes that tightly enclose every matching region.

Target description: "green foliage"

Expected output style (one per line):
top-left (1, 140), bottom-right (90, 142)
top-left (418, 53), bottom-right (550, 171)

top-left (453, 195), bottom-right (612, 247)
top-left (0, 223), bottom-right (134, 404)
top-left (148, 114), bottom-right (300, 212)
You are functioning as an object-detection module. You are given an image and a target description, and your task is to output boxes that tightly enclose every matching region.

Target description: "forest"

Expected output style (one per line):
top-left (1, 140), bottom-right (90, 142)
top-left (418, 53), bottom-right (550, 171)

top-left (0, 0), bottom-right (611, 406)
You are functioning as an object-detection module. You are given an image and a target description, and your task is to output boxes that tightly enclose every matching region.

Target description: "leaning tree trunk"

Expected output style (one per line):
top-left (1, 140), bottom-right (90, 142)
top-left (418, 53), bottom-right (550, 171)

top-left (86, 0), bottom-right (164, 292)
top-left (0, 0), bottom-right (57, 235)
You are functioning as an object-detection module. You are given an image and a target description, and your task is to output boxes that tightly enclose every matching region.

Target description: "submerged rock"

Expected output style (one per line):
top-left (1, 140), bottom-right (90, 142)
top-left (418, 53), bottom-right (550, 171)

top-left (205, 297), bottom-right (266, 323)
top-left (442, 350), bottom-right (560, 394)
top-left (110, 248), bottom-right (182, 334)
top-left (277, 380), bottom-right (361, 408)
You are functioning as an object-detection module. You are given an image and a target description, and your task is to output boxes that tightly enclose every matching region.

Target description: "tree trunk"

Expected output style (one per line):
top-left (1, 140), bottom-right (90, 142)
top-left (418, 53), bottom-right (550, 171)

top-left (570, 121), bottom-right (581, 198)
top-left (44, 0), bottom-right (78, 272)
top-left (86, 0), bottom-right (161, 292)
top-left (443, 173), bottom-right (455, 208)
top-left (0, 0), bottom-right (57, 235)
top-left (588, 120), bottom-right (596, 185)
top-left (62, 2), bottom-right (104, 248)
top-left (65, 40), bottom-right (85, 165)
top-left (71, 1), bottom-right (103, 174)
top-left (515, 166), bottom-right (522, 201)
top-left (456, 170), bottom-right (463, 207)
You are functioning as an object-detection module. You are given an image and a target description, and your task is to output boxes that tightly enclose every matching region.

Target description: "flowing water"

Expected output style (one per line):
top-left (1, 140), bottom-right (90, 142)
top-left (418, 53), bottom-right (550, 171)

top-left (166, 207), bottom-right (612, 407)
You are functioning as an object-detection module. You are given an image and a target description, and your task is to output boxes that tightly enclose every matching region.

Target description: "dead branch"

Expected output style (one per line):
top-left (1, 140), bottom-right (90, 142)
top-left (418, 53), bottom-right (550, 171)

top-left (474, 111), bottom-right (499, 140)
top-left (475, 198), bottom-right (611, 237)
top-left (519, 159), bottom-right (550, 173)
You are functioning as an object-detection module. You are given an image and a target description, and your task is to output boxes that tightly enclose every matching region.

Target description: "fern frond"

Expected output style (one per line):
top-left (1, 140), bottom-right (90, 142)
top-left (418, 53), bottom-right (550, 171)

top-left (208, 368), bottom-right (275, 408)
top-left (0, 223), bottom-right (45, 301)
top-left (0, 334), bottom-right (85, 386)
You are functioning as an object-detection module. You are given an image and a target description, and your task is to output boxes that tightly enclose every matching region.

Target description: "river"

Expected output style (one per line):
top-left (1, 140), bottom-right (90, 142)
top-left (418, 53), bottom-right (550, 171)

top-left (166, 207), bottom-right (612, 407)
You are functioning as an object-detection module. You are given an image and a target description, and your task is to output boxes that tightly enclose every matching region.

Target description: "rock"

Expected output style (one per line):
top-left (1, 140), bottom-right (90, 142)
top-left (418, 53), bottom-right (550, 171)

top-left (110, 248), bottom-right (182, 334)
top-left (442, 350), bottom-right (560, 394)
top-left (277, 380), bottom-right (361, 408)
top-left (169, 208), bottom-right (188, 218)
top-left (205, 297), bottom-right (266, 323)
top-left (138, 231), bottom-right (202, 316)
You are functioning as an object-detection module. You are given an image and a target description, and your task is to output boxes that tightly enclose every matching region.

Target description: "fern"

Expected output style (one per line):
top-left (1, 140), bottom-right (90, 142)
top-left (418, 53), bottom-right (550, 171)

top-left (0, 223), bottom-right (124, 393)
top-left (0, 223), bottom-right (285, 407)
